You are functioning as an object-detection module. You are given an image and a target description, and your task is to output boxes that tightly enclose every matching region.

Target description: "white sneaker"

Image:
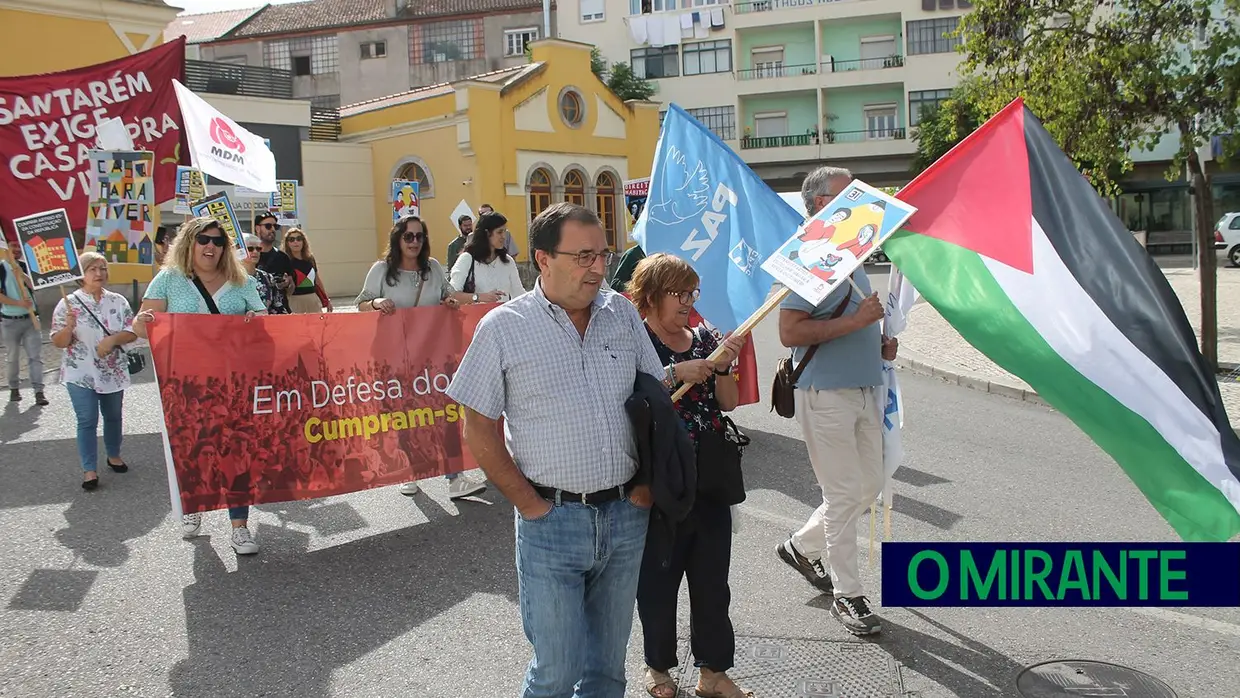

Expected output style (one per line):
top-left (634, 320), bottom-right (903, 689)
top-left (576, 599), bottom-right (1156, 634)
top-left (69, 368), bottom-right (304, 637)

top-left (181, 513), bottom-right (202, 539)
top-left (448, 476), bottom-right (487, 500)
top-left (230, 526), bottom-right (259, 555)
top-left (398, 481), bottom-right (420, 496)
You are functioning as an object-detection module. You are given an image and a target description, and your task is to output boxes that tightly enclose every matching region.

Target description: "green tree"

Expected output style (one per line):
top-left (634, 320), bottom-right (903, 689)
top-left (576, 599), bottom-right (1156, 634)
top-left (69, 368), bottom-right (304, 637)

top-left (910, 79), bottom-right (986, 175)
top-left (958, 0), bottom-right (1240, 370)
top-left (524, 46), bottom-right (655, 101)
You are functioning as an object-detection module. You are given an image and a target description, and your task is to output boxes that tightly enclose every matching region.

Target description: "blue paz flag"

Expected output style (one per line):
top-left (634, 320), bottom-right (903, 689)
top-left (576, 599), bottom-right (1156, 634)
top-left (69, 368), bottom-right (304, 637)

top-left (631, 104), bottom-right (806, 334)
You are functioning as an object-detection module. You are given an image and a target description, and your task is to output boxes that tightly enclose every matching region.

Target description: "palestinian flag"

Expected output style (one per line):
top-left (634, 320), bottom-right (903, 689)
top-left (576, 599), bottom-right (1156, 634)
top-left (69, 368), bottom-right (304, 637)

top-left (883, 98), bottom-right (1240, 542)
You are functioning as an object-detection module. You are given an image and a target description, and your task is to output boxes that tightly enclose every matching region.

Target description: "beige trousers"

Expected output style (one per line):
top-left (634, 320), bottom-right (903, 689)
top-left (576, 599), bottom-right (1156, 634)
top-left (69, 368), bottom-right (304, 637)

top-left (791, 386), bottom-right (884, 598)
top-left (288, 293), bottom-right (322, 314)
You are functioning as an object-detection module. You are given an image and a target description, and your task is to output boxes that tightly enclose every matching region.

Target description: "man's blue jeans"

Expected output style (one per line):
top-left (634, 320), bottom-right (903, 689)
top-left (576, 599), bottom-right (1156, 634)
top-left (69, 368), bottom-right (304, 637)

top-left (65, 383), bottom-right (123, 473)
top-left (515, 495), bottom-right (651, 698)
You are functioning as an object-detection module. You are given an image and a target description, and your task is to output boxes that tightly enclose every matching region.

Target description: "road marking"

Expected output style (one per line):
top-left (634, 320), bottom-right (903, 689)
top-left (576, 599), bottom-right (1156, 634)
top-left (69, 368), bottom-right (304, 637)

top-left (1129, 607), bottom-right (1240, 637)
top-left (738, 504), bottom-right (809, 531)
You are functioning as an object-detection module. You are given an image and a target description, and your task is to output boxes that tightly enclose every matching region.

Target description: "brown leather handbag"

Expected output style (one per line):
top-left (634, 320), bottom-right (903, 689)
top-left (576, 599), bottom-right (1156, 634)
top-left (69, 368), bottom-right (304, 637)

top-left (770, 288), bottom-right (853, 418)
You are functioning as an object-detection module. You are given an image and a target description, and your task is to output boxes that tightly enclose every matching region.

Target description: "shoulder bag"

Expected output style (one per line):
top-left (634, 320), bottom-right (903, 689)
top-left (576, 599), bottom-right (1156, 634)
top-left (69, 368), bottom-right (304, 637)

top-left (696, 415), bottom-right (752, 506)
top-left (72, 294), bottom-right (146, 375)
top-left (770, 288), bottom-right (853, 418)
top-left (463, 258), bottom-right (477, 294)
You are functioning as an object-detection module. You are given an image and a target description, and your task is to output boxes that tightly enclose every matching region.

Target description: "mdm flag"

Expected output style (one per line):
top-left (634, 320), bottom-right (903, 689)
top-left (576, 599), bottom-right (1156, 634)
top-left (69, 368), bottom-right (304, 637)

top-left (883, 98), bottom-right (1240, 542)
top-left (631, 103), bottom-right (806, 334)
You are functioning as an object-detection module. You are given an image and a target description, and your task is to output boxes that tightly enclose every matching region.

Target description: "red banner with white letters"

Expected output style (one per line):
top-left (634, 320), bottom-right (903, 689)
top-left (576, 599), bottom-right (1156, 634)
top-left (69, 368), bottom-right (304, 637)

top-left (0, 38), bottom-right (187, 245)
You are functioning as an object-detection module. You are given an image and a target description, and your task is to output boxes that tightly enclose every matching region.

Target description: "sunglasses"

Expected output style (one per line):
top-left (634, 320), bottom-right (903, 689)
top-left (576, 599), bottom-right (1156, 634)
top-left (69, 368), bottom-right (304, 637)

top-left (285, 236), bottom-right (304, 242)
top-left (258, 223), bottom-right (276, 229)
top-left (402, 232), bottom-right (426, 242)
top-left (246, 246), bottom-right (262, 253)
top-left (196, 233), bottom-right (227, 247)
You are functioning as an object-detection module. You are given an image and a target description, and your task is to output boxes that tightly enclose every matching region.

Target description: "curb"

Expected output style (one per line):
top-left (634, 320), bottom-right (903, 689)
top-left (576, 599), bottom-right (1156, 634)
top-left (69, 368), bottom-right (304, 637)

top-left (894, 348), bottom-right (1049, 408)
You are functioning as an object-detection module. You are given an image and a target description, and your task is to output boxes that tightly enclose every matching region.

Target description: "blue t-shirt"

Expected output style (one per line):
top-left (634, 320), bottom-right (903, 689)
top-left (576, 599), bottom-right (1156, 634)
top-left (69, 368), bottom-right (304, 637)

top-left (144, 269), bottom-right (264, 315)
top-left (779, 268), bottom-right (883, 390)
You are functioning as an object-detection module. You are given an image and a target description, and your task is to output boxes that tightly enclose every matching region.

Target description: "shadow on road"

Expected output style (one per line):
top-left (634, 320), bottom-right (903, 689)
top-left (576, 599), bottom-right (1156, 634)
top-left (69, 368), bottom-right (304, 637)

top-left (873, 609), bottom-right (1024, 696)
top-left (168, 494), bottom-right (518, 698)
top-left (0, 398), bottom-right (45, 444)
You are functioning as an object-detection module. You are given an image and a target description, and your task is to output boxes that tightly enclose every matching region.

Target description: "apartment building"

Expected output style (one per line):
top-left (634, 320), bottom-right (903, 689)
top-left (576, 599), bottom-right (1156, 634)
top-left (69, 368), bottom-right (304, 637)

top-left (557, 0), bottom-right (972, 190)
top-left (168, 0), bottom-right (557, 109)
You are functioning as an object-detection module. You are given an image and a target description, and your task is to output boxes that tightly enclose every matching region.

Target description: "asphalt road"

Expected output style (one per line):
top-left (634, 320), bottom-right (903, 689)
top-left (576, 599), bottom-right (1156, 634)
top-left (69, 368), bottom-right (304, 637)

top-left (1, 288), bottom-right (1238, 697)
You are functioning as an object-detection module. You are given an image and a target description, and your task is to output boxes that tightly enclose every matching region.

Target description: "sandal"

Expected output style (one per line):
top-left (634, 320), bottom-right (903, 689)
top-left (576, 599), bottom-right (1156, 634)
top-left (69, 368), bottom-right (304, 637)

top-left (696, 669), bottom-right (754, 698)
top-left (645, 666), bottom-right (678, 698)
top-left (107, 458), bottom-right (128, 473)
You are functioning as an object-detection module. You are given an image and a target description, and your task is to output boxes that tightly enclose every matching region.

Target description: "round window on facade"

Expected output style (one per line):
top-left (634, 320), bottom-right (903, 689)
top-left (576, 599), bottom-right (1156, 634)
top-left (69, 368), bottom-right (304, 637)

top-left (559, 88), bottom-right (584, 128)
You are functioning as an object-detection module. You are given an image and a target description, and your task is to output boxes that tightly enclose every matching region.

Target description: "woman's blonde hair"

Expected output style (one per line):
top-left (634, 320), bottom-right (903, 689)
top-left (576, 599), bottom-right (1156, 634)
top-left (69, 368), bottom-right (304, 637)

top-left (628, 252), bottom-right (699, 316)
top-left (163, 216), bottom-right (247, 286)
top-left (282, 227), bottom-right (315, 265)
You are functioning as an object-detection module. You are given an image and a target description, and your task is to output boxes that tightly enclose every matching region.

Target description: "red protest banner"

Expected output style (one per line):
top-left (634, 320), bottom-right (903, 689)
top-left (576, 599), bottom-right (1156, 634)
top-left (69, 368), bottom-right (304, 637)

top-left (148, 303), bottom-right (491, 515)
top-left (0, 38), bottom-right (187, 244)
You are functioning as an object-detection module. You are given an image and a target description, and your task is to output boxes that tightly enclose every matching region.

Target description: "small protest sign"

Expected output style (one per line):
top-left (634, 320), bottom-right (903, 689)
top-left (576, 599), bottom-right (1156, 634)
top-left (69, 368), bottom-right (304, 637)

top-left (85, 150), bottom-right (157, 265)
top-left (624, 177), bottom-right (649, 241)
top-left (11, 208), bottom-right (82, 289)
top-left (269, 180), bottom-right (299, 225)
top-left (174, 166), bottom-right (206, 215)
top-left (392, 180), bottom-right (419, 221)
top-left (190, 192), bottom-right (246, 260)
top-left (761, 180), bottom-right (917, 306)
top-left (449, 199), bottom-right (474, 234)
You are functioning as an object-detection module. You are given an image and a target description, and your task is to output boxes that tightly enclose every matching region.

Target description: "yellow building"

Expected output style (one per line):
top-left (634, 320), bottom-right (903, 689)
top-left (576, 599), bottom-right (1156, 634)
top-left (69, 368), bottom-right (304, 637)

top-left (339, 38), bottom-right (660, 267)
top-left (0, 0), bottom-right (175, 78)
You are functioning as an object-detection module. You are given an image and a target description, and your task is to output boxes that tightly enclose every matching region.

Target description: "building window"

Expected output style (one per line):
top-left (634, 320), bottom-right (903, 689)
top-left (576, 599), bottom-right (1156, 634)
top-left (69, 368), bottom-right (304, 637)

top-left (859, 35), bottom-right (898, 69)
top-left (751, 46), bottom-right (785, 78)
top-left (360, 41), bottom-right (387, 59)
top-left (631, 46), bottom-right (679, 79)
top-left (505, 27), bottom-right (539, 56)
top-left (753, 111), bottom-right (787, 138)
top-left (559, 88), bottom-right (585, 127)
top-left (412, 19), bottom-right (482, 64)
top-left (564, 170), bottom-right (587, 206)
top-left (596, 172), bottom-right (618, 248)
top-left (685, 106), bottom-right (736, 140)
top-left (907, 17), bottom-right (962, 55)
top-left (264, 36), bottom-right (339, 75)
top-left (529, 167), bottom-right (553, 218)
top-left (396, 158), bottom-right (434, 198)
top-left (581, 0), bottom-right (605, 21)
top-left (683, 40), bottom-right (731, 76)
top-left (311, 94), bottom-right (341, 109)
top-left (909, 88), bottom-right (951, 126)
top-left (864, 105), bottom-right (899, 139)
top-left (629, 0), bottom-right (681, 14)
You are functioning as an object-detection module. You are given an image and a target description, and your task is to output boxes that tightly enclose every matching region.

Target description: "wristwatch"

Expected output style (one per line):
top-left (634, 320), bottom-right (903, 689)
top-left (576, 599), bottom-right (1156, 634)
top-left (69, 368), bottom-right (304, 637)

top-left (713, 364), bottom-right (732, 376)
top-left (472, 293), bottom-right (479, 303)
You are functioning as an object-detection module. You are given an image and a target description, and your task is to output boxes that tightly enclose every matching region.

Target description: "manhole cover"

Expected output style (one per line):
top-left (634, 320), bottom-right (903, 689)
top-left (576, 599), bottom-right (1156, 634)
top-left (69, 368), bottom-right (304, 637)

top-left (1015, 660), bottom-right (1177, 697)
top-left (670, 635), bottom-right (905, 697)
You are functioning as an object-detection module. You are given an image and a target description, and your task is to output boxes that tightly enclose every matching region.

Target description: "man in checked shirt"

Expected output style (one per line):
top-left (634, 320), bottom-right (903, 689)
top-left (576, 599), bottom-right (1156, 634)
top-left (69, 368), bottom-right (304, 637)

top-left (448, 202), bottom-right (666, 698)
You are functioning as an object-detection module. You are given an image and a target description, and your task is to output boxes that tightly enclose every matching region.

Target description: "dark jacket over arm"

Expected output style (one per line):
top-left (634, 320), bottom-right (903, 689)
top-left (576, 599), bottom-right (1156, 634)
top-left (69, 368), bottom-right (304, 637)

top-left (626, 371), bottom-right (696, 568)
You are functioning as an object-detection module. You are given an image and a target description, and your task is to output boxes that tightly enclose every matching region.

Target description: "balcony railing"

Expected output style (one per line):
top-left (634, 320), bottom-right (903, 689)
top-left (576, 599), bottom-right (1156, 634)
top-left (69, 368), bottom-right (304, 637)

top-left (737, 63), bottom-right (818, 80)
top-left (823, 55), bottom-right (905, 72)
top-left (735, 0), bottom-right (870, 13)
top-left (309, 107), bottom-right (341, 142)
top-left (740, 134), bottom-right (815, 149)
top-left (822, 127), bottom-right (907, 143)
top-left (185, 59), bottom-right (293, 99)
top-left (739, 127), bottom-right (907, 149)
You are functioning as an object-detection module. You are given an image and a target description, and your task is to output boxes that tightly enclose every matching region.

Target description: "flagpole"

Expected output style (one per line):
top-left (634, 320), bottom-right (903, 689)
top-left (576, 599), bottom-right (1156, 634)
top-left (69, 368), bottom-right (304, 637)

top-left (671, 286), bottom-right (791, 402)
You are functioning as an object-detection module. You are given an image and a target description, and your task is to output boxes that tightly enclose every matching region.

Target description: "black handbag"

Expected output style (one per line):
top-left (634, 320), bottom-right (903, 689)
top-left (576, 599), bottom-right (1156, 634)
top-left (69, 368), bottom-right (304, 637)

top-left (462, 258), bottom-right (476, 294)
top-left (695, 416), bottom-right (750, 505)
top-left (72, 295), bottom-right (146, 375)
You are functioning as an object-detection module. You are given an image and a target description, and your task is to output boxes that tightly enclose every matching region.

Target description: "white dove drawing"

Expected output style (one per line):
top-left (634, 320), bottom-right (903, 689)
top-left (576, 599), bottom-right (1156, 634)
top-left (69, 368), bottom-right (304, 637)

top-left (646, 144), bottom-right (711, 226)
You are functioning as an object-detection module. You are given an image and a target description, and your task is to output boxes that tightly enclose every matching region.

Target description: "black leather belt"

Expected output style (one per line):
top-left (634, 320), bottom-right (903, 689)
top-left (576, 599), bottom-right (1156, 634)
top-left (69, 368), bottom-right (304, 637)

top-left (531, 483), bottom-right (629, 505)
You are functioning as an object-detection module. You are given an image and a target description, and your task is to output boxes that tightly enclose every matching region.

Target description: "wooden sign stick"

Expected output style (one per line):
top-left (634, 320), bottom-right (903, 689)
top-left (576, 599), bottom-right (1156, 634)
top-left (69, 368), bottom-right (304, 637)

top-left (0, 247), bottom-right (41, 333)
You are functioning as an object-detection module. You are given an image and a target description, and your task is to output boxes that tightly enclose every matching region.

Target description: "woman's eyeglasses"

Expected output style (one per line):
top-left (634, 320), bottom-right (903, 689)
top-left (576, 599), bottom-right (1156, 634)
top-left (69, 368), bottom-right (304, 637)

top-left (196, 233), bottom-right (227, 247)
top-left (668, 289), bottom-right (701, 305)
top-left (246, 246), bottom-right (262, 253)
top-left (285, 236), bottom-right (304, 242)
top-left (402, 232), bottom-right (426, 243)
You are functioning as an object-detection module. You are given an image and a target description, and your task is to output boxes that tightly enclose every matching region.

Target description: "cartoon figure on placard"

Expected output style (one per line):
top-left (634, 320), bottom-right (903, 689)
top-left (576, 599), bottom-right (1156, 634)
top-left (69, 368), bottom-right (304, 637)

top-left (392, 181), bottom-right (419, 220)
top-left (793, 200), bottom-right (886, 283)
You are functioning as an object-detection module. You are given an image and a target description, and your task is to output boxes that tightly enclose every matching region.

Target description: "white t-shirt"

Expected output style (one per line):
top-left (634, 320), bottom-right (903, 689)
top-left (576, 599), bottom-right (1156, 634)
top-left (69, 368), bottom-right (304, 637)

top-left (449, 253), bottom-right (526, 300)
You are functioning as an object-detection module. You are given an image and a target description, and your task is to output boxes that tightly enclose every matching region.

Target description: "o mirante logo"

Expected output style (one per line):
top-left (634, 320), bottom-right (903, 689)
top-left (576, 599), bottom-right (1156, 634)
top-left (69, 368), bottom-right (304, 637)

top-left (880, 542), bottom-right (1240, 607)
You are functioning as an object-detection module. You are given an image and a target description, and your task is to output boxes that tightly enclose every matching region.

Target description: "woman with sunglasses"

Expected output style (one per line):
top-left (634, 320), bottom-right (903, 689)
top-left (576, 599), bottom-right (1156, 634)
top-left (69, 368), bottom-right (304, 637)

top-left (281, 228), bottom-right (333, 314)
top-left (356, 216), bottom-right (484, 499)
top-left (242, 234), bottom-right (291, 315)
top-left (133, 217), bottom-right (268, 555)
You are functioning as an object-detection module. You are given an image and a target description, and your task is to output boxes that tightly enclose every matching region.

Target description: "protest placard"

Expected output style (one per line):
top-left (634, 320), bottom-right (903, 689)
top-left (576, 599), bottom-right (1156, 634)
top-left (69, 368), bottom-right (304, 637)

top-left (190, 191), bottom-right (246, 259)
top-left (761, 180), bottom-right (918, 306)
top-left (269, 180), bottom-right (299, 225)
top-left (11, 208), bottom-right (82, 289)
top-left (624, 177), bottom-right (649, 241)
top-left (85, 150), bottom-right (157, 265)
top-left (174, 166), bottom-right (206, 215)
top-left (392, 180), bottom-right (419, 221)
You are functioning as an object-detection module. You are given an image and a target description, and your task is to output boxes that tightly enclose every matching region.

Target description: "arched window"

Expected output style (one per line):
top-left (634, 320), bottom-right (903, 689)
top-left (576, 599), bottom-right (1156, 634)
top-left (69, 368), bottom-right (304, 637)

top-left (528, 167), bottom-right (552, 219)
top-left (564, 169), bottom-right (586, 207)
top-left (595, 171), bottom-right (618, 248)
top-left (395, 160), bottom-right (433, 198)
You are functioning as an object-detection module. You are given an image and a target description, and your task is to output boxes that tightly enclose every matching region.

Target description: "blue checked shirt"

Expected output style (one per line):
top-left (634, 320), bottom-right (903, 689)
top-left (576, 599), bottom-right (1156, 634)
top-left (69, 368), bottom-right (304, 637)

top-left (447, 280), bottom-right (665, 493)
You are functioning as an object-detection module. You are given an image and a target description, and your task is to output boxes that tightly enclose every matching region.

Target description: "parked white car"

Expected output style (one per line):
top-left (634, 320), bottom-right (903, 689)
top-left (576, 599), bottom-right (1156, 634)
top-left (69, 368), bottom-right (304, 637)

top-left (1216, 212), bottom-right (1240, 266)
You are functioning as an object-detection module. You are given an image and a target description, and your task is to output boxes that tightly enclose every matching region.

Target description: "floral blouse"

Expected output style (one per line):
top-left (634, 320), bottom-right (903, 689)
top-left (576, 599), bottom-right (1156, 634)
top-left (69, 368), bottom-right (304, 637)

top-left (51, 289), bottom-right (136, 394)
top-left (645, 323), bottom-right (723, 443)
top-left (253, 268), bottom-right (291, 315)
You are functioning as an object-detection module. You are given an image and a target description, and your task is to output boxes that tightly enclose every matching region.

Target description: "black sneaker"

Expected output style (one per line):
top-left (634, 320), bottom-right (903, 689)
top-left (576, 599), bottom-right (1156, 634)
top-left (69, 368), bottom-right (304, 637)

top-left (9, 389), bottom-right (19, 402)
top-left (33, 391), bottom-right (48, 406)
top-left (777, 538), bottom-right (833, 593)
top-left (832, 595), bottom-right (881, 635)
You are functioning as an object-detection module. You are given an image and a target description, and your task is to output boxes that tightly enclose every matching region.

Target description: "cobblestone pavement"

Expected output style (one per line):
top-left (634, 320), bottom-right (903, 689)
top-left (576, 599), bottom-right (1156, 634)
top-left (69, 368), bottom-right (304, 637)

top-left (898, 258), bottom-right (1240, 425)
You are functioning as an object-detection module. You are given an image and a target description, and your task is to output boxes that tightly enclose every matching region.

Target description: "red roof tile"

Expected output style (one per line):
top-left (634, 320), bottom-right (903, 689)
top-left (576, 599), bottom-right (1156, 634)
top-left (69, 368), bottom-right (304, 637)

top-left (230, 0), bottom-right (388, 38)
top-left (164, 7), bottom-right (265, 45)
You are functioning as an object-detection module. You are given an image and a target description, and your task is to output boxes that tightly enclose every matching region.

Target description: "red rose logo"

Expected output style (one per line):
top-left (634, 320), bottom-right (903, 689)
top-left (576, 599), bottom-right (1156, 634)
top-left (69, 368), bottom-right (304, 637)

top-left (209, 118), bottom-right (246, 153)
